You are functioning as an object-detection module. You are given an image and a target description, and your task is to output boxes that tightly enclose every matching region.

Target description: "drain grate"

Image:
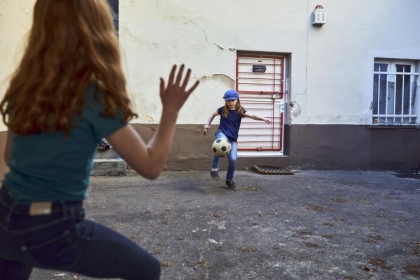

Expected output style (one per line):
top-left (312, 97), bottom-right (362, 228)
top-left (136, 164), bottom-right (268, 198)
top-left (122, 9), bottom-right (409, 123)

top-left (253, 164), bottom-right (294, 175)
top-left (394, 170), bottom-right (420, 180)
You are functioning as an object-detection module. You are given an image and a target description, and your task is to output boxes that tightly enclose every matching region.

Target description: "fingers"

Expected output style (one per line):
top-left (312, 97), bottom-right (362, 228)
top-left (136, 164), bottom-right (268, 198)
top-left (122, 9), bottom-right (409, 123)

top-left (187, 80), bottom-right (200, 95)
top-left (172, 64), bottom-right (200, 95)
top-left (175, 64), bottom-right (185, 87)
top-left (160, 64), bottom-right (200, 111)
top-left (181, 68), bottom-right (191, 89)
top-left (168, 65), bottom-right (176, 85)
top-left (166, 64), bottom-right (199, 91)
top-left (160, 78), bottom-right (165, 93)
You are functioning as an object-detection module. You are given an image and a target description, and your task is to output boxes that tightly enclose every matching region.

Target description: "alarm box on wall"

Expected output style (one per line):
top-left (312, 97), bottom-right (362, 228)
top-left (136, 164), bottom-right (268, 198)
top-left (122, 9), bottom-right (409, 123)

top-left (312, 5), bottom-right (326, 25)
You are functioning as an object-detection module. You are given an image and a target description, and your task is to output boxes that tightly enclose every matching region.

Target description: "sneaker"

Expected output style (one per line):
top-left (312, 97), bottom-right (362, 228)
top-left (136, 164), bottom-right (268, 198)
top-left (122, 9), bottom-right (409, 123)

top-left (225, 180), bottom-right (237, 191)
top-left (210, 171), bottom-right (221, 180)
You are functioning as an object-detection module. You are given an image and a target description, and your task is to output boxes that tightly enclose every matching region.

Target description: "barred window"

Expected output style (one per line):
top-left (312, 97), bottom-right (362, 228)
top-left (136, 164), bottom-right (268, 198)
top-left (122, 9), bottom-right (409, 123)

top-left (107, 0), bottom-right (119, 33)
top-left (372, 59), bottom-right (419, 125)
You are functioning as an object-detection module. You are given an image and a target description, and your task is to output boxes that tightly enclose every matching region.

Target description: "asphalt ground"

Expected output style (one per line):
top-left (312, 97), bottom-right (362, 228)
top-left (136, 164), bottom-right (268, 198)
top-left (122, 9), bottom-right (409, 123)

top-left (30, 170), bottom-right (420, 280)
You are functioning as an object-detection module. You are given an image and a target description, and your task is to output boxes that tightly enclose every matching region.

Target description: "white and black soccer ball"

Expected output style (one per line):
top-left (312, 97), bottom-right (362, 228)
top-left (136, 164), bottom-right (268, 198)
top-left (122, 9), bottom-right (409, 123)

top-left (212, 138), bottom-right (231, 157)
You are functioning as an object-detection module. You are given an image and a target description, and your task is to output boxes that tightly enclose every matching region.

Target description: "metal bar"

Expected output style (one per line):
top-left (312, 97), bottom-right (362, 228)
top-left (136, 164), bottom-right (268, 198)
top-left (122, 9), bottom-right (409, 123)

top-left (235, 56), bottom-right (239, 91)
top-left (238, 62), bottom-right (283, 67)
top-left (374, 71), bottom-right (418, 75)
top-left (237, 81), bottom-right (283, 84)
top-left (373, 114), bottom-right (417, 117)
top-left (273, 58), bottom-right (276, 97)
top-left (238, 54), bottom-right (285, 59)
top-left (384, 74), bottom-right (388, 122)
top-left (392, 74), bottom-right (396, 123)
top-left (376, 74), bottom-right (380, 120)
top-left (279, 112), bottom-right (283, 151)
top-left (240, 148), bottom-right (282, 151)
top-left (237, 74), bottom-right (282, 78)
top-left (402, 69), bottom-right (406, 121)
top-left (409, 76), bottom-right (413, 123)
top-left (238, 90), bottom-right (283, 94)
top-left (241, 99), bottom-right (275, 103)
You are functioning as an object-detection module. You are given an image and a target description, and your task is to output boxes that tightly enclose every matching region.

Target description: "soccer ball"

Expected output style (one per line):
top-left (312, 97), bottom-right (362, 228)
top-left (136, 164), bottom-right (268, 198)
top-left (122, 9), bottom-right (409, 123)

top-left (212, 138), bottom-right (231, 157)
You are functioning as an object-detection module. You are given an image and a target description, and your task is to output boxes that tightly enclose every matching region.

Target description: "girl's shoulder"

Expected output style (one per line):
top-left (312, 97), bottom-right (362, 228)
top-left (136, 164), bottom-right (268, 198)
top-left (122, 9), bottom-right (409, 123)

top-left (85, 83), bottom-right (106, 109)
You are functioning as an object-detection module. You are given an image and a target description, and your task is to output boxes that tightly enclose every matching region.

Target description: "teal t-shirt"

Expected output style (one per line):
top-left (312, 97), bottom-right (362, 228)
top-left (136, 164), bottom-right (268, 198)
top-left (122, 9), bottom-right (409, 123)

top-left (3, 84), bottom-right (126, 203)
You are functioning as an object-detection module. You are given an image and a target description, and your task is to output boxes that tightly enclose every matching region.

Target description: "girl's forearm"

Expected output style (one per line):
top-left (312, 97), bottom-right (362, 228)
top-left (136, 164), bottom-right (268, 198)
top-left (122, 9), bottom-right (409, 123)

top-left (147, 110), bottom-right (178, 165)
top-left (205, 115), bottom-right (215, 127)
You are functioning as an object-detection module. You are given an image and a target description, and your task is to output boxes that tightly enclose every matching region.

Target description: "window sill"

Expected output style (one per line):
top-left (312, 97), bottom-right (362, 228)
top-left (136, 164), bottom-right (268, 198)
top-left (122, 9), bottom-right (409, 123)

top-left (367, 124), bottom-right (420, 130)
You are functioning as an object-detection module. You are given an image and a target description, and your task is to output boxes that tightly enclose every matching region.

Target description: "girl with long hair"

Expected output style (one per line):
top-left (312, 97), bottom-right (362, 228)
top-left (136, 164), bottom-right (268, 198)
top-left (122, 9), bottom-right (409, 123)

top-left (202, 90), bottom-right (271, 190)
top-left (0, 0), bottom-right (199, 279)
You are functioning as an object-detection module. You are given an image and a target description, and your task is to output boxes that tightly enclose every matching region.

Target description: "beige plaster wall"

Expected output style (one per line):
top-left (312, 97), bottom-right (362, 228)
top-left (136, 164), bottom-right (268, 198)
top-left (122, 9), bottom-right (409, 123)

top-left (4, 1), bottom-right (419, 128)
top-left (120, 0), bottom-right (420, 127)
top-left (0, 1), bottom-right (35, 129)
top-left (0, 1), bottom-right (35, 177)
top-left (120, 0), bottom-right (308, 125)
top-left (1, 1), bottom-right (419, 172)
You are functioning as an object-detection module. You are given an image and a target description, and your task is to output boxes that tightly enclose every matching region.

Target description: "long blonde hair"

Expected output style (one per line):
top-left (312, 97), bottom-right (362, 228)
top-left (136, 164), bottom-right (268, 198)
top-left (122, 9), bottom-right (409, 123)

top-left (0, 0), bottom-right (137, 136)
top-left (222, 99), bottom-right (245, 118)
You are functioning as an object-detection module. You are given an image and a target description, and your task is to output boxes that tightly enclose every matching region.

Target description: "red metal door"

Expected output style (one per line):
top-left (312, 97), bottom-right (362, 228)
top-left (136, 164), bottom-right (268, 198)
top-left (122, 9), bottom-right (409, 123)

top-left (236, 54), bottom-right (284, 152)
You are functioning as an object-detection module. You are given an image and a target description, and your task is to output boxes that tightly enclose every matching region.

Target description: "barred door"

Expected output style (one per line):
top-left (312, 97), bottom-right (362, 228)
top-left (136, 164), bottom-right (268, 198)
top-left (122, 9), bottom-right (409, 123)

top-left (236, 54), bottom-right (285, 153)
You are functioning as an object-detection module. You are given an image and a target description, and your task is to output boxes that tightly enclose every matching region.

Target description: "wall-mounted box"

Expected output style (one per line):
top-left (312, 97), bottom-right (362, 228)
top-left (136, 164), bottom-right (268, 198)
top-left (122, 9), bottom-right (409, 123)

top-left (252, 65), bottom-right (266, 72)
top-left (313, 5), bottom-right (326, 25)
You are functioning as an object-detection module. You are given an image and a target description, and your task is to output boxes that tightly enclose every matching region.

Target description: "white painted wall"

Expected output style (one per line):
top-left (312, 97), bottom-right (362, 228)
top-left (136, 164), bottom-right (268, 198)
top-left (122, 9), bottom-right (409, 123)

top-left (122, 0), bottom-right (420, 125)
top-left (1, 0), bottom-right (419, 129)
top-left (121, 0), bottom-right (308, 124)
top-left (306, 0), bottom-right (420, 124)
top-left (0, 0), bottom-right (35, 131)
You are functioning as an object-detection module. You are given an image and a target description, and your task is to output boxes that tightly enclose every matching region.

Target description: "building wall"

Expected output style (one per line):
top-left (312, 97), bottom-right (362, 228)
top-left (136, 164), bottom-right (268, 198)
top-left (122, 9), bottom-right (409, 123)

top-left (122, 0), bottom-right (420, 170)
top-left (131, 123), bottom-right (420, 171)
top-left (306, 0), bottom-right (420, 125)
top-left (1, 0), bottom-right (419, 172)
top-left (120, 0), bottom-right (309, 125)
top-left (0, 1), bottom-right (34, 131)
top-left (0, 0), bottom-right (35, 177)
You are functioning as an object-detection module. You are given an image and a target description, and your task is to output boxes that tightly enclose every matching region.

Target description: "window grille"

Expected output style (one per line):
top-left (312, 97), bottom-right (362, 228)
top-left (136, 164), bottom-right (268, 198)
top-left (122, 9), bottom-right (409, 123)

top-left (372, 60), bottom-right (419, 125)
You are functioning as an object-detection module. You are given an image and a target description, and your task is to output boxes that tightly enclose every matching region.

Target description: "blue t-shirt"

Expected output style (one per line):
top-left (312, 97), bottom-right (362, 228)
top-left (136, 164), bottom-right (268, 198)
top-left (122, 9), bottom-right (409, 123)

top-left (3, 84), bottom-right (126, 203)
top-left (217, 106), bottom-right (246, 142)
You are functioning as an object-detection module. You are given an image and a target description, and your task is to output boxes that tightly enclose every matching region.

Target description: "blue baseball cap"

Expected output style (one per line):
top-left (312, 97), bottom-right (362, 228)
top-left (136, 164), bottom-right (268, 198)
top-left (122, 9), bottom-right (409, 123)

top-left (223, 90), bottom-right (239, 101)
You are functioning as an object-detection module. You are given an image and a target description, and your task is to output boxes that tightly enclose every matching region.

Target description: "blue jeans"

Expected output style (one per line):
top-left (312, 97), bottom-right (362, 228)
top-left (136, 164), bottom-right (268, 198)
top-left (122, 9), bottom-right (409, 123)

top-left (0, 186), bottom-right (160, 280)
top-left (212, 130), bottom-right (237, 181)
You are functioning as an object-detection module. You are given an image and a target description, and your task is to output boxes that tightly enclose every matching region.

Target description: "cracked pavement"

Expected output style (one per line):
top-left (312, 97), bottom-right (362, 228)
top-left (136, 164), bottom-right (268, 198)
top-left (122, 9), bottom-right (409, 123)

top-left (30, 170), bottom-right (420, 280)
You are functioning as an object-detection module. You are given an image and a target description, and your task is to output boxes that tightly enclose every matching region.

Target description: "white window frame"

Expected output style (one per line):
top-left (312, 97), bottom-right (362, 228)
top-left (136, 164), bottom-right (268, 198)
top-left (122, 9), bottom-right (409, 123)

top-left (372, 59), bottom-right (419, 125)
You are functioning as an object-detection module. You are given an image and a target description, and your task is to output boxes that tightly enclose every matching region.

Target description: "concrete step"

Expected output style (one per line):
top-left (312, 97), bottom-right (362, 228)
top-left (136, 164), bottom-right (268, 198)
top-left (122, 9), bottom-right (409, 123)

top-left (92, 148), bottom-right (127, 176)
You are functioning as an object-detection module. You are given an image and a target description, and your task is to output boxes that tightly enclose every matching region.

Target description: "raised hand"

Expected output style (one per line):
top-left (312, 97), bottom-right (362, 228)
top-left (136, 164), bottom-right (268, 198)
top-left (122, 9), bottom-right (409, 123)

top-left (159, 64), bottom-right (200, 113)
